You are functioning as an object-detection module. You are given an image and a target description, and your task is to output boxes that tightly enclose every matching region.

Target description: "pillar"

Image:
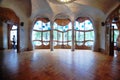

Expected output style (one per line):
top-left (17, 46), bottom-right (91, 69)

top-left (50, 21), bottom-right (54, 51)
top-left (71, 21), bottom-right (75, 51)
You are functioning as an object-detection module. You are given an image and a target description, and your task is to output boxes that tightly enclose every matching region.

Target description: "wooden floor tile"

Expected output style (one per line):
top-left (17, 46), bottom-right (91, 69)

top-left (0, 49), bottom-right (120, 80)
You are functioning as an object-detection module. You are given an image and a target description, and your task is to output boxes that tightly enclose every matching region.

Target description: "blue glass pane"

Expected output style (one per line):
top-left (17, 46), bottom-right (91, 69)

top-left (33, 21), bottom-right (51, 30)
top-left (54, 22), bottom-right (71, 31)
top-left (84, 20), bottom-right (93, 30)
top-left (33, 21), bottom-right (42, 30)
top-left (79, 22), bottom-right (84, 30)
top-left (75, 21), bottom-right (79, 30)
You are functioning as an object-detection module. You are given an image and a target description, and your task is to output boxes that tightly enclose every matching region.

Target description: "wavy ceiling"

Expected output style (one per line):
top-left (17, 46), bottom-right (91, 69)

top-left (0, 0), bottom-right (119, 20)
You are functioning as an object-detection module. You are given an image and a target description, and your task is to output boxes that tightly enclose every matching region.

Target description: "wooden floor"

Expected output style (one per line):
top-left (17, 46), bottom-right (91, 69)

top-left (0, 49), bottom-right (120, 80)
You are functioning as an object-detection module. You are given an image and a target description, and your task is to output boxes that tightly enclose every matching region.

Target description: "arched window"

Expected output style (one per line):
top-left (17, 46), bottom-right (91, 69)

top-left (75, 18), bottom-right (94, 49)
top-left (53, 19), bottom-right (72, 49)
top-left (32, 20), bottom-right (51, 49)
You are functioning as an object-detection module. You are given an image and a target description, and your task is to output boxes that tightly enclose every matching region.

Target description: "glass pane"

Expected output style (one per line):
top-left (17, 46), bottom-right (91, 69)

top-left (43, 32), bottom-right (50, 41)
top-left (75, 21), bottom-right (79, 30)
top-left (68, 31), bottom-right (72, 41)
top-left (76, 31), bottom-right (81, 41)
top-left (80, 32), bottom-right (84, 41)
top-left (63, 32), bottom-right (67, 41)
top-left (33, 21), bottom-right (42, 30)
top-left (32, 31), bottom-right (41, 40)
top-left (77, 42), bottom-right (83, 46)
top-left (58, 25), bottom-right (63, 31)
top-left (84, 20), bottom-right (93, 30)
top-left (68, 22), bottom-right (72, 29)
top-left (53, 42), bottom-right (57, 46)
top-left (68, 42), bottom-right (72, 46)
top-left (43, 42), bottom-right (49, 45)
top-left (33, 41), bottom-right (42, 46)
top-left (85, 31), bottom-right (94, 40)
top-left (53, 22), bottom-right (58, 29)
top-left (58, 32), bottom-right (62, 41)
top-left (79, 22), bottom-right (85, 30)
top-left (85, 41), bottom-right (94, 46)
top-left (53, 31), bottom-right (57, 40)
top-left (63, 42), bottom-right (67, 45)
top-left (58, 42), bottom-right (62, 45)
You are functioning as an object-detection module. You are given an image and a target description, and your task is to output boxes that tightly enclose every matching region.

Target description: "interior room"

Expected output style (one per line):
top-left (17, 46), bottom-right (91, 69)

top-left (0, 0), bottom-right (120, 80)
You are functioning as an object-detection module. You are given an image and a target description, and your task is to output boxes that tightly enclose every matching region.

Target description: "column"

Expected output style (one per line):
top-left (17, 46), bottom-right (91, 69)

top-left (71, 21), bottom-right (75, 51)
top-left (50, 21), bottom-right (54, 51)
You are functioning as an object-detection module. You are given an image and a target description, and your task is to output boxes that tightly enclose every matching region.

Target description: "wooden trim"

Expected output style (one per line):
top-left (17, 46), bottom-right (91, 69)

top-left (75, 44), bottom-right (91, 49)
top-left (35, 44), bottom-right (50, 49)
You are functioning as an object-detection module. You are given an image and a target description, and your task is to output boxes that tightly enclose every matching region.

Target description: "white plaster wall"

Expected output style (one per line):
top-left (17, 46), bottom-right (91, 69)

top-left (100, 25), bottom-right (106, 50)
top-left (3, 22), bottom-right (8, 49)
top-left (0, 22), bottom-right (8, 49)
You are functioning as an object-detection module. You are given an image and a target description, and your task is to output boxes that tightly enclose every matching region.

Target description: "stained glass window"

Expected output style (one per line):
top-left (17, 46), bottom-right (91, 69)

top-left (53, 22), bottom-right (72, 47)
top-left (75, 20), bottom-right (94, 47)
top-left (32, 21), bottom-right (51, 46)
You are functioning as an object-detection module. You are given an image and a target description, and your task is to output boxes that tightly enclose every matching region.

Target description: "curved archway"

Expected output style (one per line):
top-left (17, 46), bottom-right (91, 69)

top-left (0, 7), bottom-right (20, 52)
top-left (105, 5), bottom-right (120, 55)
top-left (53, 18), bottom-right (72, 49)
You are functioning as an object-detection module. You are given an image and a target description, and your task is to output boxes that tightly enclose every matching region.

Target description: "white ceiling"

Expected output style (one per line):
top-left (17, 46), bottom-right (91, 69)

top-left (0, 0), bottom-right (119, 20)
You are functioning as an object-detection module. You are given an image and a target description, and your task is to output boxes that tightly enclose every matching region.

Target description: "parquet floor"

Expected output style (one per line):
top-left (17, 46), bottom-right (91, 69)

top-left (0, 49), bottom-right (120, 80)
